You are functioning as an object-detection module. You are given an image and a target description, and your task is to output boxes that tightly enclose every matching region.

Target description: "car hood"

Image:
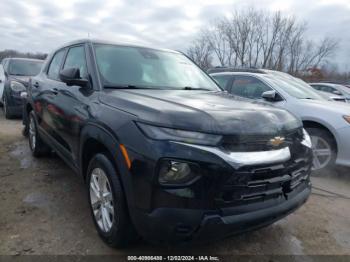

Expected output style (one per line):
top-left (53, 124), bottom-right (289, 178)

top-left (100, 90), bottom-right (301, 135)
top-left (298, 98), bottom-right (350, 114)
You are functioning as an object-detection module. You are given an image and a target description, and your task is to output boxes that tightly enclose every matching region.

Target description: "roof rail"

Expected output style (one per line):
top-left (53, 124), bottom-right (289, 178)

top-left (207, 67), bottom-right (266, 74)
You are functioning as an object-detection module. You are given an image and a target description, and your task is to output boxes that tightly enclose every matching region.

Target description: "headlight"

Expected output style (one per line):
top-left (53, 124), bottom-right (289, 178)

top-left (301, 128), bottom-right (312, 148)
top-left (344, 115), bottom-right (350, 124)
top-left (137, 122), bottom-right (222, 146)
top-left (10, 81), bottom-right (26, 92)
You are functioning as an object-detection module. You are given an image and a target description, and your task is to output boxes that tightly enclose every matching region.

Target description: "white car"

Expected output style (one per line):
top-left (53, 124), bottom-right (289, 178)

top-left (309, 82), bottom-right (350, 103)
top-left (0, 63), bottom-right (4, 105)
top-left (210, 68), bottom-right (350, 171)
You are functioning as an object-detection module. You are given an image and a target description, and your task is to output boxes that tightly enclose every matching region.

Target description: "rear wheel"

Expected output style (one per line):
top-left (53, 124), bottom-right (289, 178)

top-left (28, 112), bottom-right (50, 157)
top-left (87, 153), bottom-right (137, 248)
top-left (306, 128), bottom-right (337, 171)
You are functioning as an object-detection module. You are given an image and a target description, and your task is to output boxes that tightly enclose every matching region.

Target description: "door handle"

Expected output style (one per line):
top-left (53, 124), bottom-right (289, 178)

top-left (33, 82), bottom-right (40, 88)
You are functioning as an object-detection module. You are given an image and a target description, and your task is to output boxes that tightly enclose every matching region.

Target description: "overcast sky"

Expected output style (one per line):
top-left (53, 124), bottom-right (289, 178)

top-left (0, 0), bottom-right (349, 68)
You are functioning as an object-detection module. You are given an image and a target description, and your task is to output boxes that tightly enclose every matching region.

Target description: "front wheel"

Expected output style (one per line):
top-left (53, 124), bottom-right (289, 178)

top-left (306, 128), bottom-right (337, 171)
top-left (87, 153), bottom-right (137, 248)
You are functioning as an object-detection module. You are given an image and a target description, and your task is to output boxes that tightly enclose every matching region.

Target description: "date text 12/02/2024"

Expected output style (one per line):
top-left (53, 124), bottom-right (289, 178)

top-left (127, 256), bottom-right (220, 261)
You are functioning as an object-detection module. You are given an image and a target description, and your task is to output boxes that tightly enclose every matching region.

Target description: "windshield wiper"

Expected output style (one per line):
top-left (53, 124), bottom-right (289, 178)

top-left (182, 86), bottom-right (212, 91)
top-left (104, 84), bottom-right (152, 89)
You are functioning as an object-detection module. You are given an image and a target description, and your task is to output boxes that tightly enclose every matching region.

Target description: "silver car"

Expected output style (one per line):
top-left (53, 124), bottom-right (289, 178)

top-left (210, 69), bottom-right (350, 171)
top-left (309, 82), bottom-right (350, 103)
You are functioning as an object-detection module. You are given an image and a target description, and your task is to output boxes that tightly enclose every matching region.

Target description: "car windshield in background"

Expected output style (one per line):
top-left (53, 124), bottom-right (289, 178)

top-left (264, 74), bottom-right (326, 100)
top-left (9, 60), bottom-right (43, 76)
top-left (94, 44), bottom-right (219, 91)
top-left (211, 74), bottom-right (231, 89)
top-left (334, 84), bottom-right (350, 96)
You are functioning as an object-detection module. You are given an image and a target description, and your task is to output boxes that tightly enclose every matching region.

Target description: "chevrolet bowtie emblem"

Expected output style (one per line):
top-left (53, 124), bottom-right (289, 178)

top-left (269, 136), bottom-right (285, 147)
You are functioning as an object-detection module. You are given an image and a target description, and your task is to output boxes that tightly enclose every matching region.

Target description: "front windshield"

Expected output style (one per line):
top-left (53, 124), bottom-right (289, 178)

top-left (9, 60), bottom-right (43, 76)
top-left (264, 74), bottom-right (326, 100)
top-left (94, 44), bottom-right (219, 90)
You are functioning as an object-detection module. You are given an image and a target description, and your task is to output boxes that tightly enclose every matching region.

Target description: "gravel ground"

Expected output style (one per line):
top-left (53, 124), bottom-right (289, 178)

top-left (0, 109), bottom-right (350, 256)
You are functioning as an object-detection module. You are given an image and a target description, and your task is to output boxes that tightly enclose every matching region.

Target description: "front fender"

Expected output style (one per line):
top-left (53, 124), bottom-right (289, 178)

top-left (79, 123), bottom-right (136, 215)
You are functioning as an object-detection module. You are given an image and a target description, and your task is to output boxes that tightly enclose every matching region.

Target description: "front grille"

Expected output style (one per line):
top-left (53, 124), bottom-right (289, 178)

top-left (215, 154), bottom-right (311, 207)
top-left (221, 128), bottom-right (303, 152)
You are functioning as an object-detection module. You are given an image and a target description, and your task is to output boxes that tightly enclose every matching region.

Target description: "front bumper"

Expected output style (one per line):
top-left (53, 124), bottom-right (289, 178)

top-left (133, 184), bottom-right (311, 244)
top-left (335, 126), bottom-right (350, 167)
top-left (5, 89), bottom-right (24, 116)
top-left (125, 139), bottom-right (312, 243)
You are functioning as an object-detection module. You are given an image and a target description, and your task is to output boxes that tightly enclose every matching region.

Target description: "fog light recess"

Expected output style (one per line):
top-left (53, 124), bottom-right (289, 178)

top-left (158, 160), bottom-right (200, 185)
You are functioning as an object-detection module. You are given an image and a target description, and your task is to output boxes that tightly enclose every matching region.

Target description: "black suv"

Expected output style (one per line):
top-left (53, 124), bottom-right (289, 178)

top-left (25, 39), bottom-right (313, 247)
top-left (1, 58), bottom-right (43, 118)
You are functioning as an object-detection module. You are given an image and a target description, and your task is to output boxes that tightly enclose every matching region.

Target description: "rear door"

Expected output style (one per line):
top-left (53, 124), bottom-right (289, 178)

top-left (32, 48), bottom-right (67, 144)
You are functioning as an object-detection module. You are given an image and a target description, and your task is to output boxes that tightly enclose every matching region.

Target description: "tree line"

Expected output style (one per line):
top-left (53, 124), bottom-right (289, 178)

top-left (186, 8), bottom-right (339, 77)
top-left (0, 49), bottom-right (47, 63)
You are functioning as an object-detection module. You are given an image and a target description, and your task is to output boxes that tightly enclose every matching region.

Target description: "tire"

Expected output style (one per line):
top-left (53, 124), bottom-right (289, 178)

top-left (28, 111), bottom-right (50, 157)
top-left (306, 128), bottom-right (337, 172)
top-left (87, 153), bottom-right (137, 248)
top-left (3, 95), bottom-right (14, 119)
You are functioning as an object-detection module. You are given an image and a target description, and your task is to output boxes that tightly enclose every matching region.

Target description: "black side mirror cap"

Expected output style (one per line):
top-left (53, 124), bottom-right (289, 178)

top-left (59, 68), bottom-right (88, 87)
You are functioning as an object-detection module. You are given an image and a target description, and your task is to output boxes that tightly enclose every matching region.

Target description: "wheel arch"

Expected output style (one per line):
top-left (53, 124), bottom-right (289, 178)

top-left (80, 123), bottom-right (126, 180)
top-left (302, 120), bottom-right (338, 153)
top-left (80, 123), bottom-right (136, 220)
top-left (80, 123), bottom-right (139, 235)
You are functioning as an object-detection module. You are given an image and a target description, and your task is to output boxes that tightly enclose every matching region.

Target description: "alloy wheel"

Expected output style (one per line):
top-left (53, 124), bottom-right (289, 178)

top-left (90, 168), bottom-right (115, 233)
top-left (311, 135), bottom-right (332, 170)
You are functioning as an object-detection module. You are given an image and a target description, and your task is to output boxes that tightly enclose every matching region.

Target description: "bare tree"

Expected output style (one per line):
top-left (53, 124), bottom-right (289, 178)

top-left (186, 35), bottom-right (213, 70)
top-left (186, 8), bottom-right (339, 75)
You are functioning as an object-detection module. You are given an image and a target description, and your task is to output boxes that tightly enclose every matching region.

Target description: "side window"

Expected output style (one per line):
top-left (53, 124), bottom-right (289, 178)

top-left (63, 46), bottom-right (87, 79)
top-left (311, 85), bottom-right (322, 91)
top-left (328, 87), bottom-right (338, 94)
top-left (211, 75), bottom-right (231, 90)
top-left (231, 75), bottom-right (272, 99)
top-left (48, 49), bottom-right (65, 80)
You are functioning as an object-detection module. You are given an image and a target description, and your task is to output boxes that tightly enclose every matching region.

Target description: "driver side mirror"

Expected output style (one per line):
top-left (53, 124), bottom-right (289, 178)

top-left (262, 90), bottom-right (279, 101)
top-left (333, 90), bottom-right (341, 95)
top-left (59, 68), bottom-right (88, 87)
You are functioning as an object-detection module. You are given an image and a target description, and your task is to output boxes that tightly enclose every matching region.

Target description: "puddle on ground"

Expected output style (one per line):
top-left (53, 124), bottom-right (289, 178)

top-left (10, 141), bottom-right (37, 169)
top-left (23, 192), bottom-right (50, 208)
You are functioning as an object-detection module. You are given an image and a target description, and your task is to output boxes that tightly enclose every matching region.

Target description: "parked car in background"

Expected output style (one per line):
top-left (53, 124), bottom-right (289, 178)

top-left (24, 39), bottom-right (313, 247)
top-left (0, 63), bottom-right (4, 106)
top-left (316, 90), bottom-right (348, 103)
top-left (1, 58), bottom-right (43, 119)
top-left (210, 68), bottom-right (350, 171)
top-left (309, 83), bottom-right (350, 103)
